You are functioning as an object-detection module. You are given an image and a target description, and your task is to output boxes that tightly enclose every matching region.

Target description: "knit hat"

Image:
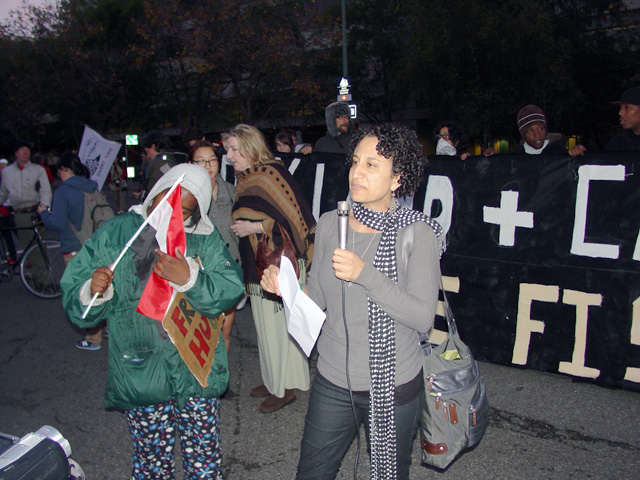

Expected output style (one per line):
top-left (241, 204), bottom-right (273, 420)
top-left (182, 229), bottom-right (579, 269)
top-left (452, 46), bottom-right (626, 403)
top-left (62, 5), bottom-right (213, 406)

top-left (517, 105), bottom-right (546, 136)
top-left (611, 87), bottom-right (640, 106)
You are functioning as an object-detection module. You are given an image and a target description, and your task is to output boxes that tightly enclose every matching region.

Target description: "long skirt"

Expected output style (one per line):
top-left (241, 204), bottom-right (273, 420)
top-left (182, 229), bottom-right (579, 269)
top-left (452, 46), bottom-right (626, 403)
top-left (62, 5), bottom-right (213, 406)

top-left (248, 277), bottom-right (310, 397)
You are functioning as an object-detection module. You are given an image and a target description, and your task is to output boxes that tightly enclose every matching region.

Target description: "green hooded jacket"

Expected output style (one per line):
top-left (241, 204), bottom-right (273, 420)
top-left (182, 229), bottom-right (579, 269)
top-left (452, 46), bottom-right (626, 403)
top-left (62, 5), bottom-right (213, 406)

top-left (61, 209), bottom-right (244, 410)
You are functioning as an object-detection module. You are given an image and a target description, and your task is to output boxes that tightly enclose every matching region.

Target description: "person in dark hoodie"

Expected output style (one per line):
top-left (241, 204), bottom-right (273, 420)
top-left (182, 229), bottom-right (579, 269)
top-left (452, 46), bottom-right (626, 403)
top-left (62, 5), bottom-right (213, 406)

top-left (314, 101), bottom-right (355, 154)
top-left (37, 152), bottom-right (107, 351)
top-left (512, 104), bottom-right (586, 156)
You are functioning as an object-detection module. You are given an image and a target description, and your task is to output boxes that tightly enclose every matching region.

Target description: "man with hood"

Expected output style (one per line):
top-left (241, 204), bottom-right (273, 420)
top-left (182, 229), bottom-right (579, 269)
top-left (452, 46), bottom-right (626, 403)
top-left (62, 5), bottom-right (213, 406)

top-left (61, 163), bottom-right (244, 479)
top-left (314, 101), bottom-right (355, 154)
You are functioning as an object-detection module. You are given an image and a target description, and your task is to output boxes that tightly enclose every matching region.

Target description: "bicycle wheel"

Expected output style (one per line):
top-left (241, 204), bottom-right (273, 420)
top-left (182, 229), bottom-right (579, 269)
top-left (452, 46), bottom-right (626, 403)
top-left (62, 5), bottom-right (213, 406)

top-left (20, 240), bottom-right (65, 299)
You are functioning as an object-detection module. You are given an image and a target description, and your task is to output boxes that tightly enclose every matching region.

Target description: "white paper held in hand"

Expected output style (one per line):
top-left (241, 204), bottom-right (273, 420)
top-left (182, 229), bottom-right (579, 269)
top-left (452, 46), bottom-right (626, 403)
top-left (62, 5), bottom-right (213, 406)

top-left (277, 254), bottom-right (326, 356)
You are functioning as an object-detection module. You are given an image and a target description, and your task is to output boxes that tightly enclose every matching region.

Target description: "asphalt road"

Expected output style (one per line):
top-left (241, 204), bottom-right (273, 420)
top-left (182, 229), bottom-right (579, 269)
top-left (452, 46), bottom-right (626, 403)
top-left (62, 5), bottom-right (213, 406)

top-left (1, 270), bottom-right (639, 480)
top-left (0, 187), bottom-right (639, 479)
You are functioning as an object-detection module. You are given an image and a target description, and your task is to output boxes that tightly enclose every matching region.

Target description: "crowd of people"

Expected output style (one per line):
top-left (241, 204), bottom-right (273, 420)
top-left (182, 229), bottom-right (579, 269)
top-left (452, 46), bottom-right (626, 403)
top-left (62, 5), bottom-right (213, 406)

top-left (0, 85), bottom-right (638, 479)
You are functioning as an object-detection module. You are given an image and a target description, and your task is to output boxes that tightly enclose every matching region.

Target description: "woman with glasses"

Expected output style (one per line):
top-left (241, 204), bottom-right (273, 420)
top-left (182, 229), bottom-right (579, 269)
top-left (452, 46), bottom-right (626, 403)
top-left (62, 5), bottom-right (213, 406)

top-left (188, 140), bottom-right (241, 353)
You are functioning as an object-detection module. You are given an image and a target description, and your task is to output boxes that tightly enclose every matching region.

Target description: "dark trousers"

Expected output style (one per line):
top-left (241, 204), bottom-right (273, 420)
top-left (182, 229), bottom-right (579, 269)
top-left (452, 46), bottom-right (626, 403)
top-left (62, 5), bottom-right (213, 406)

top-left (0, 213), bottom-right (17, 260)
top-left (296, 374), bottom-right (420, 480)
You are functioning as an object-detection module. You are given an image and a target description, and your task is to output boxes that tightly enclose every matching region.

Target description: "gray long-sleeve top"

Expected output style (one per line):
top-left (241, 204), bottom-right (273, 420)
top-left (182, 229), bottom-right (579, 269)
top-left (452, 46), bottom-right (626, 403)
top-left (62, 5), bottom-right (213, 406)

top-left (306, 209), bottom-right (441, 391)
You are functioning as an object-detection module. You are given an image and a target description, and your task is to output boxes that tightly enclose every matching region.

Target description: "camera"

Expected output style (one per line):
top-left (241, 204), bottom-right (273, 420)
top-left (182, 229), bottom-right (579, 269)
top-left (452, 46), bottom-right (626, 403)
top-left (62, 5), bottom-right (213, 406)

top-left (0, 426), bottom-right (84, 480)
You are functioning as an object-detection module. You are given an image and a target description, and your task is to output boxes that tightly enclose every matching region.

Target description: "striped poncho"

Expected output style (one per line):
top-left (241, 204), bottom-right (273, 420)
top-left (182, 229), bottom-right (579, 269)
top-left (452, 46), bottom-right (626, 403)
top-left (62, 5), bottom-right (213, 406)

top-left (232, 161), bottom-right (315, 286)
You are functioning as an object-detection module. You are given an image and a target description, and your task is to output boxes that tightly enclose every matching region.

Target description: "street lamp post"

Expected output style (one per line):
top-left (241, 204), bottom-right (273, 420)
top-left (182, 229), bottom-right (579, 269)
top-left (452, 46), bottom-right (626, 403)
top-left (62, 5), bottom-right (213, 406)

top-left (341, 0), bottom-right (348, 77)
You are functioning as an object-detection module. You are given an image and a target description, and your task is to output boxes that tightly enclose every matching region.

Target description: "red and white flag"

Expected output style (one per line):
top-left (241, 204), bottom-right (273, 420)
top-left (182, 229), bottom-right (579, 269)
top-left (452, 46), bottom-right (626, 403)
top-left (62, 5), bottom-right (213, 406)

top-left (137, 184), bottom-right (187, 321)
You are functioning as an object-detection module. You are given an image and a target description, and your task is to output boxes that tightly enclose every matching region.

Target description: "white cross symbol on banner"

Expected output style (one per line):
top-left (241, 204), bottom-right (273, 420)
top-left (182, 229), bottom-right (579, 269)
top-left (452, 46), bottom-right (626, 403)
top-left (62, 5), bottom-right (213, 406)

top-left (483, 191), bottom-right (534, 246)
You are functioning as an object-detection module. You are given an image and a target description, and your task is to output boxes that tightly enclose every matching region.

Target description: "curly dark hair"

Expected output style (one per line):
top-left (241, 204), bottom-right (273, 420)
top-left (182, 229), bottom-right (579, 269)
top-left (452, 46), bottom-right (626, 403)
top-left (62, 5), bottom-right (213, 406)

top-left (433, 121), bottom-right (468, 152)
top-left (348, 123), bottom-right (425, 198)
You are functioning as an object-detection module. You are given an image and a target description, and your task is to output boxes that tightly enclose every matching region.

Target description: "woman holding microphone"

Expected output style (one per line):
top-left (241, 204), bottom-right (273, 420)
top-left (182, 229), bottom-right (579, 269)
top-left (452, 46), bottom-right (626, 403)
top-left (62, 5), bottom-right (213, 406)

top-left (261, 123), bottom-right (444, 480)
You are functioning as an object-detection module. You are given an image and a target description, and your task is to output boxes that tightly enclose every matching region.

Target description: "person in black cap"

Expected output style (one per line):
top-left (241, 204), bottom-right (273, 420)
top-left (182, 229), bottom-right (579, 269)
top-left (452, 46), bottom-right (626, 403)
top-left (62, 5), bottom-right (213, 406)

top-left (314, 101), bottom-right (355, 155)
top-left (605, 87), bottom-right (640, 151)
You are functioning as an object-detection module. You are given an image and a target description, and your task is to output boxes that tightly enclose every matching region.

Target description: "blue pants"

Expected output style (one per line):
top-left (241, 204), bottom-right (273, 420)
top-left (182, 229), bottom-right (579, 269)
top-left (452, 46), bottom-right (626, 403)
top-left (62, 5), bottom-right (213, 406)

top-left (296, 374), bottom-right (420, 480)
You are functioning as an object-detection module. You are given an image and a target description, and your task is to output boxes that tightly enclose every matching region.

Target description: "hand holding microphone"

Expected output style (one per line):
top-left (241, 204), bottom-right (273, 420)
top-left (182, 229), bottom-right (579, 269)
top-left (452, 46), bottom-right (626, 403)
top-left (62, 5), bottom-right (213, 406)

top-left (335, 200), bottom-right (365, 282)
top-left (337, 201), bottom-right (349, 250)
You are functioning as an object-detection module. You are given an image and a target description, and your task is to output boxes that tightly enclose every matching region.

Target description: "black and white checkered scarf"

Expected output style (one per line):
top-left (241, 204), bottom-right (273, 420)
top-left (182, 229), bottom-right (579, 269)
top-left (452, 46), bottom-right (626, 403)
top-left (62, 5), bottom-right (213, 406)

top-left (352, 199), bottom-right (445, 480)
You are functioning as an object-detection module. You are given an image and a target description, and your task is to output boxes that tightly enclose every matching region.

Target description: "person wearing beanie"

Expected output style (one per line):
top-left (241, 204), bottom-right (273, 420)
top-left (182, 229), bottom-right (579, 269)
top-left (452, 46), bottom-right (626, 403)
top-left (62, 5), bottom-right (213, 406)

top-left (512, 104), bottom-right (586, 156)
top-left (314, 101), bottom-right (355, 155)
top-left (605, 87), bottom-right (640, 151)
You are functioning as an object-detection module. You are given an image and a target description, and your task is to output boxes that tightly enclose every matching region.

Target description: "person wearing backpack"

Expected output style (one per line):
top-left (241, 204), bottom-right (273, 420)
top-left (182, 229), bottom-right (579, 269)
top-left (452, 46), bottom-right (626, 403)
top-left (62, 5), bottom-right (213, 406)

top-left (37, 151), bottom-right (108, 350)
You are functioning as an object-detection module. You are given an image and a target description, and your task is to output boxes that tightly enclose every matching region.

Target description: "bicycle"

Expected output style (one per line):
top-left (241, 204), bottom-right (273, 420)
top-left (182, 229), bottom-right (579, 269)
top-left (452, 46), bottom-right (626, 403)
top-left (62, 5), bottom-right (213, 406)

top-left (0, 215), bottom-right (65, 299)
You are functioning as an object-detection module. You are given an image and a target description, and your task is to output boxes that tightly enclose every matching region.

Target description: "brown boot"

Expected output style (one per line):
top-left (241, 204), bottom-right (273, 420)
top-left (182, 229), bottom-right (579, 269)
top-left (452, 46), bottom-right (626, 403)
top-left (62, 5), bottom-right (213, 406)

top-left (250, 384), bottom-right (270, 397)
top-left (258, 389), bottom-right (296, 413)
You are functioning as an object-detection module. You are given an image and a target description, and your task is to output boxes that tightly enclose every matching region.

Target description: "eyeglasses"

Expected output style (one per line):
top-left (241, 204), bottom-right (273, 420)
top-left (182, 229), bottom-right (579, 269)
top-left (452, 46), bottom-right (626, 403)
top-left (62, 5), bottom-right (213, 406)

top-left (437, 134), bottom-right (450, 140)
top-left (193, 158), bottom-right (218, 167)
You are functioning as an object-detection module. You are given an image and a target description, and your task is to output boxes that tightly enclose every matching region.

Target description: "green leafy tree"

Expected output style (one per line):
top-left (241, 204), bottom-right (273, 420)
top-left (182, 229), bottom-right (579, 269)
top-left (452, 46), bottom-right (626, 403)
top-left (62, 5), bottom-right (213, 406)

top-left (0, 0), bottom-right (154, 150)
top-left (405, 0), bottom-right (574, 146)
top-left (346, 0), bottom-right (410, 122)
top-left (539, 0), bottom-right (640, 148)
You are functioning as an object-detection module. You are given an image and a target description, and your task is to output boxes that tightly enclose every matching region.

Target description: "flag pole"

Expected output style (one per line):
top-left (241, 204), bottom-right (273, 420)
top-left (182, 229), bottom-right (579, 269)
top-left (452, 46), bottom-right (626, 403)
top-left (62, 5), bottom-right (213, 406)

top-left (81, 173), bottom-right (185, 319)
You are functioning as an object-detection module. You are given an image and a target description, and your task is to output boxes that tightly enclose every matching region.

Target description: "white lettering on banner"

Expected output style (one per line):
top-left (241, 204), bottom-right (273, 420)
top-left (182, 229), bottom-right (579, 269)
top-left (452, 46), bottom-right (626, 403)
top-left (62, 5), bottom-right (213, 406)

top-left (423, 175), bottom-right (454, 236)
top-left (624, 297), bottom-right (640, 383)
top-left (558, 290), bottom-right (602, 378)
top-left (633, 232), bottom-right (640, 261)
top-left (513, 283), bottom-right (559, 365)
top-left (431, 276), bottom-right (460, 344)
top-left (571, 164), bottom-right (625, 259)
top-left (312, 163), bottom-right (325, 221)
top-left (483, 191), bottom-right (534, 247)
top-left (288, 157), bottom-right (301, 175)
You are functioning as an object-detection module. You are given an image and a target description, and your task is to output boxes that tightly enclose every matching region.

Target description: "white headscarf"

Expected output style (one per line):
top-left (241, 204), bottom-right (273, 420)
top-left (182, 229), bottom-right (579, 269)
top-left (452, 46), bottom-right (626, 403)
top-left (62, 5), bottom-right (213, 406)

top-left (131, 163), bottom-right (214, 235)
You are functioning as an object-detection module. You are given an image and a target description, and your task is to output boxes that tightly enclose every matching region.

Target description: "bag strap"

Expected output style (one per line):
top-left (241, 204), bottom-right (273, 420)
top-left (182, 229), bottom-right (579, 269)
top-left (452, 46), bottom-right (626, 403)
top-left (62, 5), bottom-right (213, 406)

top-left (417, 280), bottom-right (457, 356)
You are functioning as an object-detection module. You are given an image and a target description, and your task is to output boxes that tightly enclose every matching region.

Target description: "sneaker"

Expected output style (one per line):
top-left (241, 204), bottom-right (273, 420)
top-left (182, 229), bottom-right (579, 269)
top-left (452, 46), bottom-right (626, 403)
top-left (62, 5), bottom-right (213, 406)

top-left (76, 339), bottom-right (101, 351)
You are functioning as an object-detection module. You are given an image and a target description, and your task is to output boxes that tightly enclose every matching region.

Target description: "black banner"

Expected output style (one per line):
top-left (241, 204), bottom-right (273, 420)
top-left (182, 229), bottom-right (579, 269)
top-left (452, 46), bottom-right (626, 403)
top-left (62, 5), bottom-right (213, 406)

top-left (261, 152), bottom-right (640, 390)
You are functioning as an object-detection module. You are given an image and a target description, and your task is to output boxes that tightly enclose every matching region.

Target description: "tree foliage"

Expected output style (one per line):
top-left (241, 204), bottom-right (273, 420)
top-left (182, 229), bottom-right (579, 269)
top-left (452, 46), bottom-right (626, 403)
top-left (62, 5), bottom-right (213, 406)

top-left (0, 0), bottom-right (637, 153)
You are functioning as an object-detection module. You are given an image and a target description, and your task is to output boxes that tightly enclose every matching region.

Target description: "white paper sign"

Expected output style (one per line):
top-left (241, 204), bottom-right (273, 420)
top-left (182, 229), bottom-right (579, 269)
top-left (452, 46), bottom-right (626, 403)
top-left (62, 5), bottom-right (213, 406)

top-left (278, 255), bottom-right (326, 356)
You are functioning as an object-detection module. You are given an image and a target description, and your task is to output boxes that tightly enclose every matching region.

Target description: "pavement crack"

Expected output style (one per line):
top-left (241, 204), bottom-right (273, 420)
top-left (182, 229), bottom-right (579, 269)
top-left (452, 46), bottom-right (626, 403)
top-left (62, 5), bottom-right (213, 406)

top-left (489, 407), bottom-right (639, 451)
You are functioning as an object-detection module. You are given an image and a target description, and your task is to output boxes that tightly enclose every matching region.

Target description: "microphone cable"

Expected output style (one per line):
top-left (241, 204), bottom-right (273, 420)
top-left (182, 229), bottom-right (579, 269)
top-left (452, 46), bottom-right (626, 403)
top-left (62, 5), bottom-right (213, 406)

top-left (341, 278), bottom-right (360, 480)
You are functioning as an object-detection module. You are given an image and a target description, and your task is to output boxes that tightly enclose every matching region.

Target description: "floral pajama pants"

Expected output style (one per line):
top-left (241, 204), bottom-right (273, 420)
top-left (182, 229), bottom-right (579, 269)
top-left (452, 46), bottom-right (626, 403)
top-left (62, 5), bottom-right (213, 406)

top-left (125, 397), bottom-right (223, 479)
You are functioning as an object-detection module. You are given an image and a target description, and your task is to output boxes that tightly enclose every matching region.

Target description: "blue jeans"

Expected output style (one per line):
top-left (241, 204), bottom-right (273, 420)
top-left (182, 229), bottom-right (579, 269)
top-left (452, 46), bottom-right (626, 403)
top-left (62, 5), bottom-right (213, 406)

top-left (296, 374), bottom-right (420, 480)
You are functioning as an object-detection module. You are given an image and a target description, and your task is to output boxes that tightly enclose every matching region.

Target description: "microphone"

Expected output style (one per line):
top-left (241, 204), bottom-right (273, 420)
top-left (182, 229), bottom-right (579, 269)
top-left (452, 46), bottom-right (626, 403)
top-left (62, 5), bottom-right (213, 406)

top-left (337, 201), bottom-right (350, 250)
